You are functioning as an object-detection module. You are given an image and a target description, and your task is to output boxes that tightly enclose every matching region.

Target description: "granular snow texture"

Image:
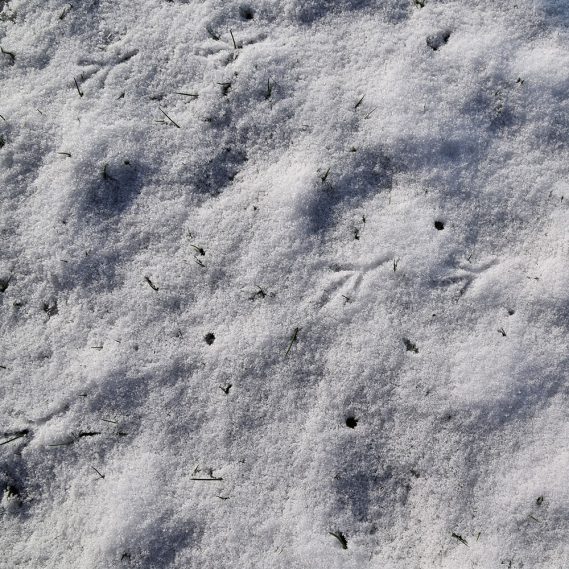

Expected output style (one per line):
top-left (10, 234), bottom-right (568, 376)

top-left (1, 1), bottom-right (569, 567)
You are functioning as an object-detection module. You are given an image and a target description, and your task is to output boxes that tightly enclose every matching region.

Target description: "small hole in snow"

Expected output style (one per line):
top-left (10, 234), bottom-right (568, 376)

top-left (345, 416), bottom-right (358, 428)
top-left (427, 30), bottom-right (451, 51)
top-left (403, 338), bottom-right (419, 353)
top-left (239, 4), bottom-right (254, 20)
top-left (5, 484), bottom-right (21, 498)
top-left (205, 333), bottom-right (215, 345)
top-left (434, 221), bottom-right (444, 230)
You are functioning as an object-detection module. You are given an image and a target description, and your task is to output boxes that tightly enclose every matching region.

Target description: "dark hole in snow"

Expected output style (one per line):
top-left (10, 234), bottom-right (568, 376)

top-left (536, 495), bottom-right (544, 506)
top-left (427, 30), bottom-right (451, 51)
top-left (345, 416), bottom-right (358, 428)
top-left (434, 220), bottom-right (444, 230)
top-left (239, 4), bottom-right (255, 20)
top-left (218, 82), bottom-right (231, 96)
top-left (403, 338), bottom-right (419, 353)
top-left (0, 135), bottom-right (5, 149)
top-left (0, 276), bottom-right (11, 292)
top-left (5, 484), bottom-right (21, 498)
top-left (249, 286), bottom-right (266, 300)
top-left (508, 308), bottom-right (515, 316)
top-left (204, 332), bottom-right (215, 345)
top-left (43, 299), bottom-right (58, 317)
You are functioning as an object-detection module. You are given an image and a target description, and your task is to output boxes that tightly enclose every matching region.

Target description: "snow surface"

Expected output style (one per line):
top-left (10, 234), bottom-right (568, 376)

top-left (1, 0), bottom-right (569, 567)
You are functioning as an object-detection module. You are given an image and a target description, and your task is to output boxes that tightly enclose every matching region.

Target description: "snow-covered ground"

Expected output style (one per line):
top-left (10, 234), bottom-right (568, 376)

top-left (1, 0), bottom-right (569, 567)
